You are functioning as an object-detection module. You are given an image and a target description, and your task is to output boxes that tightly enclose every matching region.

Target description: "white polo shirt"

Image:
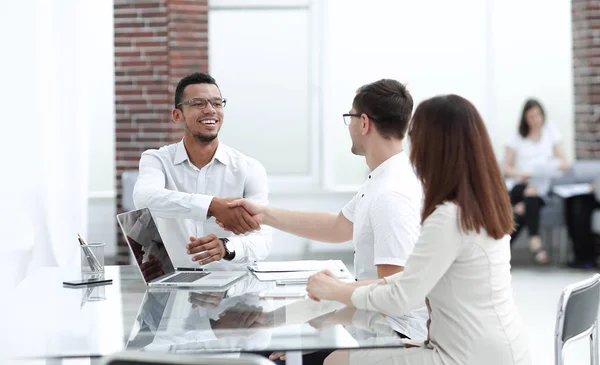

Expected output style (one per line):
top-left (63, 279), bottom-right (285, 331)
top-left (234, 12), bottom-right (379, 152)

top-left (342, 152), bottom-right (422, 281)
top-left (342, 151), bottom-right (428, 339)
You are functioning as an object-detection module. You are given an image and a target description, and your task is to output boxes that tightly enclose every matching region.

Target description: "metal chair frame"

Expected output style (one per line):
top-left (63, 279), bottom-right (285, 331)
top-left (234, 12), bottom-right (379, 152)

top-left (555, 273), bottom-right (600, 365)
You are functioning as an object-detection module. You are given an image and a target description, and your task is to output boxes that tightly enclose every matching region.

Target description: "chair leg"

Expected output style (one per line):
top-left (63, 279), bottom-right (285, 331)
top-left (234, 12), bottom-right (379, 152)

top-left (547, 228), bottom-right (557, 263)
top-left (552, 228), bottom-right (562, 264)
top-left (591, 322), bottom-right (599, 365)
top-left (549, 228), bottom-right (556, 260)
top-left (561, 227), bottom-right (569, 265)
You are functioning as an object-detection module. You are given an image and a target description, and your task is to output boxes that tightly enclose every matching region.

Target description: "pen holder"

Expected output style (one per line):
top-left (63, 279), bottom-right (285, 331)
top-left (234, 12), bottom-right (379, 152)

top-left (82, 284), bottom-right (106, 303)
top-left (80, 242), bottom-right (105, 275)
top-left (81, 272), bottom-right (107, 304)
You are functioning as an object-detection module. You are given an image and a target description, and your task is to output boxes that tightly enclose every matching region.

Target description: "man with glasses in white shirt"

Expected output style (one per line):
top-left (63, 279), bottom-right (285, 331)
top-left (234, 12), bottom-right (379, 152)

top-left (221, 79), bottom-right (428, 346)
top-left (133, 72), bottom-right (272, 268)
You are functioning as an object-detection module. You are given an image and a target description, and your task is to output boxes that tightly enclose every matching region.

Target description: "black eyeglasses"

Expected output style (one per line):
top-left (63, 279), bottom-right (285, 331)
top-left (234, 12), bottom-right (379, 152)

top-left (343, 113), bottom-right (376, 126)
top-left (342, 113), bottom-right (361, 126)
top-left (177, 98), bottom-right (227, 109)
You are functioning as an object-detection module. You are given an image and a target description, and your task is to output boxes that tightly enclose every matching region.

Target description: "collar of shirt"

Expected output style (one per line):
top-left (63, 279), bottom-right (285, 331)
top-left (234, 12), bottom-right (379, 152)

top-left (367, 151), bottom-right (407, 181)
top-left (173, 139), bottom-right (231, 167)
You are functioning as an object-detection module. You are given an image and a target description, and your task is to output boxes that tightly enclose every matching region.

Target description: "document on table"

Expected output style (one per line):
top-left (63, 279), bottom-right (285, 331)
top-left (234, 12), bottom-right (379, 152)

top-left (552, 183), bottom-right (593, 198)
top-left (253, 271), bottom-right (346, 282)
top-left (531, 159), bottom-right (563, 178)
top-left (249, 260), bottom-right (337, 273)
top-left (249, 260), bottom-right (353, 282)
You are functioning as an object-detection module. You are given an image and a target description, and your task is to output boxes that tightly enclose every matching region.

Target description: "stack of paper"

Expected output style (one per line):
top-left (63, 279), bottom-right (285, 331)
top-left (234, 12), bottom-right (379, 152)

top-left (552, 183), bottom-right (593, 198)
top-left (248, 260), bottom-right (353, 283)
top-left (250, 260), bottom-right (335, 273)
top-left (531, 159), bottom-right (562, 178)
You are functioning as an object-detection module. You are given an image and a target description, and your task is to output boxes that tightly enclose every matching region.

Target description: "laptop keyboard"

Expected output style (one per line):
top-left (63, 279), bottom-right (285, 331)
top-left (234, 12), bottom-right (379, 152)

top-left (162, 272), bottom-right (210, 283)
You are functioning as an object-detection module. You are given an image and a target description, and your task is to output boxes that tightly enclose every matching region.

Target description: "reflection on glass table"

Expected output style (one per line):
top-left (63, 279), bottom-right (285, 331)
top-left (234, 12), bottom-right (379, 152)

top-left (5, 265), bottom-right (410, 364)
top-left (125, 279), bottom-right (407, 356)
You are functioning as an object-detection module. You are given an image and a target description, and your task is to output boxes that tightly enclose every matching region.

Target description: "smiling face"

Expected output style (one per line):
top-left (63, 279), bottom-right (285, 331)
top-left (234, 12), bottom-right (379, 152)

top-left (173, 83), bottom-right (224, 143)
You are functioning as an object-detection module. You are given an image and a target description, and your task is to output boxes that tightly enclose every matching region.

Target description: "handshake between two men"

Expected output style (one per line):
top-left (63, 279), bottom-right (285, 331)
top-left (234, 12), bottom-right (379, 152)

top-left (186, 198), bottom-right (264, 265)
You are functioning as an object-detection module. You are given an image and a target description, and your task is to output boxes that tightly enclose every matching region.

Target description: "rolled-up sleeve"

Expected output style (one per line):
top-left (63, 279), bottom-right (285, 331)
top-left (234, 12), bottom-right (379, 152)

top-left (133, 151), bottom-right (214, 220)
top-left (351, 203), bottom-right (461, 317)
top-left (226, 160), bottom-right (272, 262)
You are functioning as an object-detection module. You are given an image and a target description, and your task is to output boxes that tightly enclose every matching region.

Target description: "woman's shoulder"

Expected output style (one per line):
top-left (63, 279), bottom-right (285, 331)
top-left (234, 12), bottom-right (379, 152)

top-left (428, 202), bottom-right (509, 243)
top-left (421, 202), bottom-right (465, 245)
top-left (434, 201), bottom-right (459, 215)
top-left (426, 202), bottom-right (460, 227)
top-left (506, 130), bottom-right (525, 149)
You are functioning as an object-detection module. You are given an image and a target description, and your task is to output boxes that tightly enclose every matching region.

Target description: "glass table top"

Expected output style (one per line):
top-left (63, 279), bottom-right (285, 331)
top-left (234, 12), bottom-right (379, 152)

top-left (3, 265), bottom-right (407, 362)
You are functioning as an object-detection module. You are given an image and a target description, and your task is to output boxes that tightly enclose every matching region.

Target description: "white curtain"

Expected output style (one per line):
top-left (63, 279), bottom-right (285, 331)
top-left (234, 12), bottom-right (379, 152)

top-left (0, 0), bottom-right (94, 286)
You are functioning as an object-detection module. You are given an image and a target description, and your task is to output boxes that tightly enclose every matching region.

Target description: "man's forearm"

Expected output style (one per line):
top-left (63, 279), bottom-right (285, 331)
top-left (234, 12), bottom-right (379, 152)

top-left (263, 208), bottom-right (350, 243)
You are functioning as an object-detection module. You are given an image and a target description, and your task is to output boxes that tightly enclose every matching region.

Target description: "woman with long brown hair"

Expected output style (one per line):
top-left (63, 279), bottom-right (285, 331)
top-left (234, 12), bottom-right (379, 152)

top-left (306, 95), bottom-right (531, 365)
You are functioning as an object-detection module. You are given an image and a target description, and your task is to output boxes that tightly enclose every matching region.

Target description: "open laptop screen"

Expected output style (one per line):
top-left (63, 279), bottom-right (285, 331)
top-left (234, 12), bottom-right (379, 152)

top-left (117, 208), bottom-right (176, 284)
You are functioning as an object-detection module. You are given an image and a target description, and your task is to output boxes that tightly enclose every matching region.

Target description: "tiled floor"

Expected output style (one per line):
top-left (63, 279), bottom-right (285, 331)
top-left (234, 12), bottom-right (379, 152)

top-left (511, 266), bottom-right (595, 365)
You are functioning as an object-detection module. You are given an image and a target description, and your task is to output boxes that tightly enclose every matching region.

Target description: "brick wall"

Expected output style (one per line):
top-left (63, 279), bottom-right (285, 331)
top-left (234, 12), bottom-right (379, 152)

top-left (114, 0), bottom-right (208, 263)
top-left (572, 0), bottom-right (600, 158)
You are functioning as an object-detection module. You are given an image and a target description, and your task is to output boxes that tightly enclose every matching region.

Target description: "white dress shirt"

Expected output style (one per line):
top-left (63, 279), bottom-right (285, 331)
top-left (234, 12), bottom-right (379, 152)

top-left (341, 152), bottom-right (428, 340)
top-left (351, 202), bottom-right (531, 365)
top-left (133, 140), bottom-right (272, 268)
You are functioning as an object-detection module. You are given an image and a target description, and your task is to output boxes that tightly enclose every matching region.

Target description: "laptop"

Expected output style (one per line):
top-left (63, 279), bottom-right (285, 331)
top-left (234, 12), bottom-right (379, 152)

top-left (116, 208), bottom-right (247, 288)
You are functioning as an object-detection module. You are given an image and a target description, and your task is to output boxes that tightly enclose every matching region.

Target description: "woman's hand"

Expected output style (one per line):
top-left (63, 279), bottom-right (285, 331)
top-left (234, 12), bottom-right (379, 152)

top-left (306, 270), bottom-right (346, 302)
top-left (516, 172), bottom-right (530, 183)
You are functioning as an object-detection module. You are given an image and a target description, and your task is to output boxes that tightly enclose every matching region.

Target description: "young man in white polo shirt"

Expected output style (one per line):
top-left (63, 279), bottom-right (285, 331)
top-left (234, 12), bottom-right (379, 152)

top-left (212, 79), bottom-right (427, 341)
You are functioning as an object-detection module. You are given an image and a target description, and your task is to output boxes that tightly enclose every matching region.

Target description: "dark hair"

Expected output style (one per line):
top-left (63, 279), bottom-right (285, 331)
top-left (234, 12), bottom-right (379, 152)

top-left (352, 79), bottom-right (413, 139)
top-left (408, 94), bottom-right (513, 239)
top-left (174, 72), bottom-right (219, 109)
top-left (518, 98), bottom-right (545, 137)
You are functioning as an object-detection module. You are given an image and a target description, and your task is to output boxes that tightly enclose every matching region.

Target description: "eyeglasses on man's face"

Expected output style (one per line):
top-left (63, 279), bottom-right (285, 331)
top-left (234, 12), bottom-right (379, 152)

top-left (342, 113), bottom-right (361, 126)
top-left (177, 97), bottom-right (227, 110)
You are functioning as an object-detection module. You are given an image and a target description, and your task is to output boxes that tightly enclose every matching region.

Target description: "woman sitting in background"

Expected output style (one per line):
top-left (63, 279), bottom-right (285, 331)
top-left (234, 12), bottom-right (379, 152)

top-left (306, 94), bottom-right (531, 365)
top-left (502, 99), bottom-right (568, 264)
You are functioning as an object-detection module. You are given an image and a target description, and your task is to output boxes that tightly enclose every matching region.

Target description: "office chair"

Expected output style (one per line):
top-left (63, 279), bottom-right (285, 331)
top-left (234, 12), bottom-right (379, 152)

top-left (121, 170), bottom-right (139, 212)
top-left (555, 273), bottom-right (600, 365)
top-left (103, 352), bottom-right (277, 365)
